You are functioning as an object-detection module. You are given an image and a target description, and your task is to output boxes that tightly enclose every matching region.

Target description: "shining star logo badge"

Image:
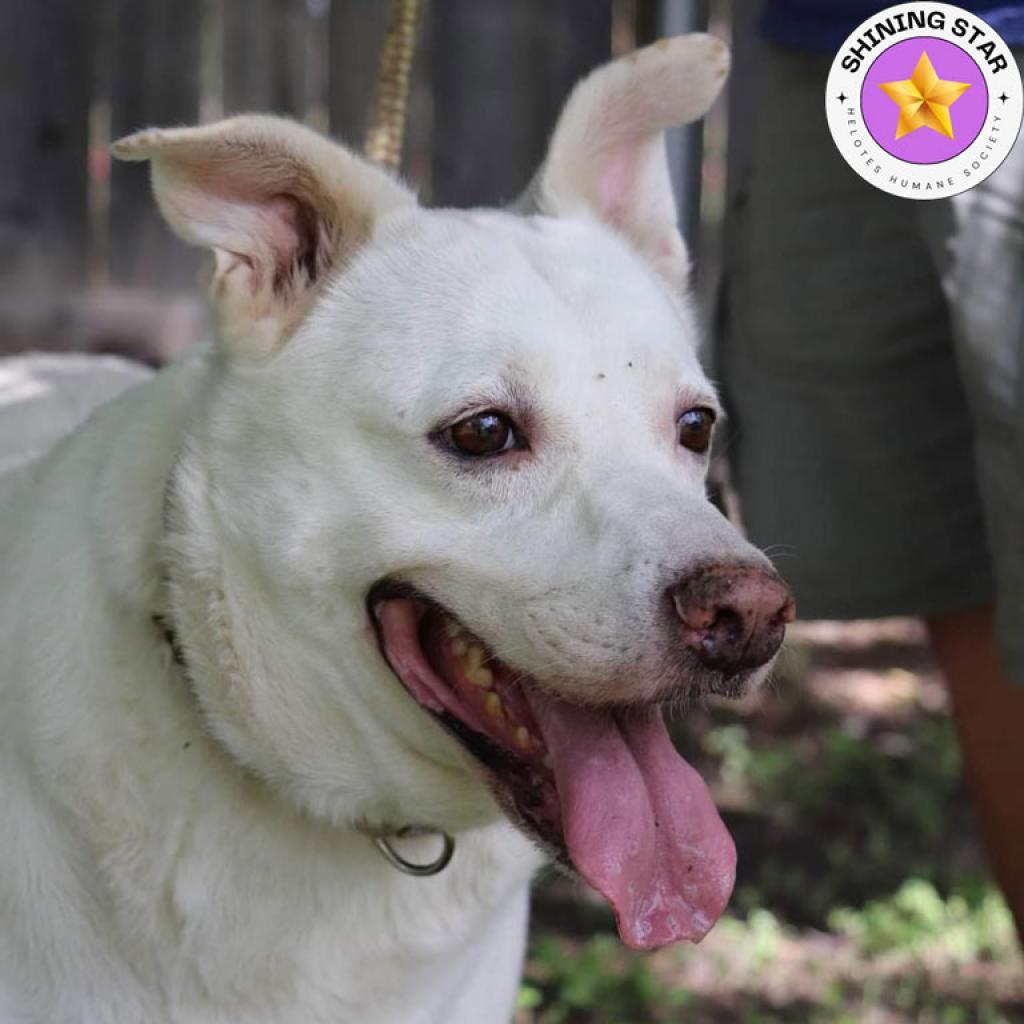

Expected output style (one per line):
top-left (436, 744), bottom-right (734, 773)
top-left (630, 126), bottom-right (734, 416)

top-left (826, 3), bottom-right (1022, 199)
top-left (879, 50), bottom-right (971, 139)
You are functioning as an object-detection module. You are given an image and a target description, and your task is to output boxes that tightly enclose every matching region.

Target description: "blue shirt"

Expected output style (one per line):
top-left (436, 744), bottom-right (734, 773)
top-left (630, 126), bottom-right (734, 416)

top-left (760, 2), bottom-right (1024, 49)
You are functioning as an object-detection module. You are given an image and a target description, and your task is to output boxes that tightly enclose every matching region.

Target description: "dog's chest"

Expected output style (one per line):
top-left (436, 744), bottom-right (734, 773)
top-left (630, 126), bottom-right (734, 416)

top-left (141, 816), bottom-right (536, 1023)
top-left (200, 876), bottom-right (530, 1024)
top-left (2, 753), bottom-right (536, 1024)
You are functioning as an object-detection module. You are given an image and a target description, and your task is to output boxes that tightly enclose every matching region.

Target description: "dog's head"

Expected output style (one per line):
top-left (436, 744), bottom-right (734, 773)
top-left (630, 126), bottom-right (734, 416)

top-left (116, 35), bottom-right (792, 950)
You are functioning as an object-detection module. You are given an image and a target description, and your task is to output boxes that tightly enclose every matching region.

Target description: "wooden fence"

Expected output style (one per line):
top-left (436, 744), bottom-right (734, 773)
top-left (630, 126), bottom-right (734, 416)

top-left (1, 0), bottom-right (711, 362)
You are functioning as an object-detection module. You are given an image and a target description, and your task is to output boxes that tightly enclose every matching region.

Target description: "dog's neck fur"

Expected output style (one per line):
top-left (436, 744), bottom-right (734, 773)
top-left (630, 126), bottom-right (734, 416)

top-left (0, 351), bottom-right (537, 1023)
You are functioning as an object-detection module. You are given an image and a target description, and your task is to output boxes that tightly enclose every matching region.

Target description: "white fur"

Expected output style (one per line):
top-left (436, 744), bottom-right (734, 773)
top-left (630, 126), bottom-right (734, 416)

top-left (0, 36), bottom-right (755, 1023)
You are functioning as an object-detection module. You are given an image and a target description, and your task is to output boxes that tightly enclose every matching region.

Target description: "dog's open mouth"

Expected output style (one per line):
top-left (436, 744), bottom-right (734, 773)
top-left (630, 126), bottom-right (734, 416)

top-left (370, 586), bottom-right (736, 950)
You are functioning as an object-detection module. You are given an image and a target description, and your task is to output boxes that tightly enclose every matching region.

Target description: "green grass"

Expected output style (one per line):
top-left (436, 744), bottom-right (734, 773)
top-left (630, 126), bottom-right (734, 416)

top-left (519, 886), bottom-right (1021, 1023)
top-left (519, 934), bottom-right (693, 1024)
top-left (829, 878), bottom-right (1018, 962)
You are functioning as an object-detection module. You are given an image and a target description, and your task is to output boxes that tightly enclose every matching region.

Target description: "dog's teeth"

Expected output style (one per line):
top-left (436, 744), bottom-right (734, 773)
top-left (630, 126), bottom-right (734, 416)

top-left (465, 645), bottom-right (486, 673)
top-left (466, 666), bottom-right (493, 688)
top-left (484, 693), bottom-right (504, 719)
top-left (514, 726), bottom-right (531, 751)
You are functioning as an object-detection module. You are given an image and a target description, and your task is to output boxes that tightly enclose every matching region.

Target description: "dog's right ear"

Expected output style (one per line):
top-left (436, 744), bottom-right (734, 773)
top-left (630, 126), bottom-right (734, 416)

top-left (113, 115), bottom-right (414, 356)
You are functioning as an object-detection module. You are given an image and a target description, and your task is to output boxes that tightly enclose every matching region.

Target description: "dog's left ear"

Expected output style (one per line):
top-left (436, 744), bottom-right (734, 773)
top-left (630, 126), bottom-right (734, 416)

top-left (521, 34), bottom-right (729, 294)
top-left (113, 115), bottom-right (414, 356)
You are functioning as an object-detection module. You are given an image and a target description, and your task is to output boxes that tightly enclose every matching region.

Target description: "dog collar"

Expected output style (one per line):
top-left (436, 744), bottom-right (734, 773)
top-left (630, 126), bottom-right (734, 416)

top-left (154, 613), bottom-right (456, 878)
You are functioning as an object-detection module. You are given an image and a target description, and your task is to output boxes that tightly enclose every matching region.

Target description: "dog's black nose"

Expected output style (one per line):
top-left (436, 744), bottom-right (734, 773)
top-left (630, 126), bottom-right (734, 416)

top-left (673, 564), bottom-right (794, 675)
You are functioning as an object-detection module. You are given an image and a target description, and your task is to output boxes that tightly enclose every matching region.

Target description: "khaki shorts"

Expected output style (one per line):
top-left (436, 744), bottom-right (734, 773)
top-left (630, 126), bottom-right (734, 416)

top-left (717, 43), bottom-right (1024, 682)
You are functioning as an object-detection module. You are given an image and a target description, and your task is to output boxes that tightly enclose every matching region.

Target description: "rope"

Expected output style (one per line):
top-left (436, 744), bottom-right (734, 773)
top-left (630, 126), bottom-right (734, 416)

top-left (364, 0), bottom-right (424, 171)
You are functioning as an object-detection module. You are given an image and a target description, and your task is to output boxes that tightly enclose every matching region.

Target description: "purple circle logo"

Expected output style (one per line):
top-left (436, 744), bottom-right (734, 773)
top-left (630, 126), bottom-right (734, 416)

top-left (862, 37), bottom-right (987, 163)
top-left (826, 3), bottom-right (1023, 200)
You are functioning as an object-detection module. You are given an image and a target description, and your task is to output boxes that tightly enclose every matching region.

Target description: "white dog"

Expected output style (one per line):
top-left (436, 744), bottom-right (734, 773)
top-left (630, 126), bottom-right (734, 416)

top-left (0, 36), bottom-right (793, 1024)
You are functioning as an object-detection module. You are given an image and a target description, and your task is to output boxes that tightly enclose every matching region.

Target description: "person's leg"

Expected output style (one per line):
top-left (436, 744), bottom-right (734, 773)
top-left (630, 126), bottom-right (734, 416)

top-left (927, 606), bottom-right (1024, 937)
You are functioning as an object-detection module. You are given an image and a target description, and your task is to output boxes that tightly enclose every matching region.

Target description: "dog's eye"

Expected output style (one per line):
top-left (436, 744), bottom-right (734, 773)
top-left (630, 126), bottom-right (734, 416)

top-left (448, 411), bottom-right (518, 457)
top-left (677, 407), bottom-right (716, 454)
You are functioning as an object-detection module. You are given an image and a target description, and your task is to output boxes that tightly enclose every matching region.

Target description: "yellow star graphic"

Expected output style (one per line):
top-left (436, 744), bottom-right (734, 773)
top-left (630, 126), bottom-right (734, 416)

top-left (879, 50), bottom-right (971, 140)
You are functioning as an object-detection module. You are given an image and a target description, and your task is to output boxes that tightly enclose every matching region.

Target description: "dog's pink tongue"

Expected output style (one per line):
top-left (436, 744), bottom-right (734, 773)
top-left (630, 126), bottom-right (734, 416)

top-left (530, 694), bottom-right (736, 950)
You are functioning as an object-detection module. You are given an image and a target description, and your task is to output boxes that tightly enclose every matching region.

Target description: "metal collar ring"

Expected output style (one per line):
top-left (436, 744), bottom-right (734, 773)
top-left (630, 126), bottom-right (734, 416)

top-left (373, 826), bottom-right (455, 877)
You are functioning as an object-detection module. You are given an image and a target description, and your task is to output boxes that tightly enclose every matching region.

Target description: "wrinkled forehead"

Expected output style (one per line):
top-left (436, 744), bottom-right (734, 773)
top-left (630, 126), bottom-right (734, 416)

top-left (312, 207), bottom-right (709, 416)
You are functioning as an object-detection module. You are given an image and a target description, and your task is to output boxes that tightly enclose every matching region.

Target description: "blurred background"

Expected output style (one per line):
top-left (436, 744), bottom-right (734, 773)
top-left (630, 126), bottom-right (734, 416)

top-left (2, 1), bottom-right (1022, 1020)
